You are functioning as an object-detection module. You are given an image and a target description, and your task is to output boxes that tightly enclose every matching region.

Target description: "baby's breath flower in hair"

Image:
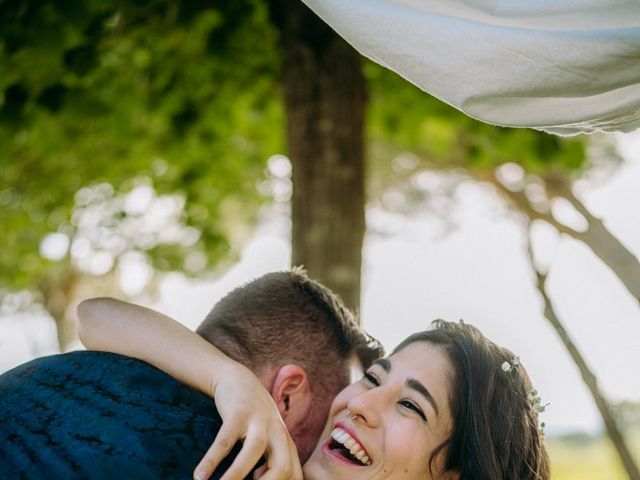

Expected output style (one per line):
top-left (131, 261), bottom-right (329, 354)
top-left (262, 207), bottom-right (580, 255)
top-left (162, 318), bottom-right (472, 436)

top-left (501, 356), bottom-right (519, 372)
top-left (501, 356), bottom-right (549, 433)
top-left (528, 388), bottom-right (550, 414)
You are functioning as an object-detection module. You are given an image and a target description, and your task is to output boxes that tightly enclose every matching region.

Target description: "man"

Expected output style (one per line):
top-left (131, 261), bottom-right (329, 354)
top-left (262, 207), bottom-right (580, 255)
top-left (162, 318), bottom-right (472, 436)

top-left (0, 269), bottom-right (383, 479)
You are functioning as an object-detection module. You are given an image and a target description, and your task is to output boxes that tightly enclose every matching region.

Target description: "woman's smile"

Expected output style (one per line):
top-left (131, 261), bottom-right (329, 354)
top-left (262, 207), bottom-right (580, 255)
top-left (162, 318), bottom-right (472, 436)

top-left (324, 422), bottom-right (372, 466)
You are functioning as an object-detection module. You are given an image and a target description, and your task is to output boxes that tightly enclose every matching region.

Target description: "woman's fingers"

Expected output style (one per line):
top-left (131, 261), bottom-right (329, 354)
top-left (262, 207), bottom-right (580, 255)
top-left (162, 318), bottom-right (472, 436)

top-left (193, 417), bottom-right (245, 480)
top-left (257, 433), bottom-right (302, 480)
top-left (219, 424), bottom-right (268, 480)
top-left (290, 439), bottom-right (303, 480)
top-left (258, 456), bottom-right (302, 480)
top-left (249, 429), bottom-right (301, 479)
top-left (193, 416), bottom-right (300, 480)
top-left (253, 464), bottom-right (268, 480)
top-left (221, 421), bottom-right (300, 480)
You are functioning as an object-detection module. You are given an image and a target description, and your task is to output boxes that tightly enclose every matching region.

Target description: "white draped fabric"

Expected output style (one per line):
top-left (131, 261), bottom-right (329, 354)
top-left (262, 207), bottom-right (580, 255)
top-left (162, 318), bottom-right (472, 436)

top-left (301, 0), bottom-right (640, 135)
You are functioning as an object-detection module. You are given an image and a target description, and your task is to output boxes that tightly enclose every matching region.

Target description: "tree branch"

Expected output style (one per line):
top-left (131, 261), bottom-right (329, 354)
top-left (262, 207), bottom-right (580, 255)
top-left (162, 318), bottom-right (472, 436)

top-left (525, 226), bottom-right (640, 480)
top-left (489, 170), bottom-right (640, 305)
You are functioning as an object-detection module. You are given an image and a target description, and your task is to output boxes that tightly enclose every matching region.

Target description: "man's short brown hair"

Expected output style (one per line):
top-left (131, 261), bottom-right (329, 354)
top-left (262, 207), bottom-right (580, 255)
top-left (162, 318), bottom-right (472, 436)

top-left (196, 267), bottom-right (383, 401)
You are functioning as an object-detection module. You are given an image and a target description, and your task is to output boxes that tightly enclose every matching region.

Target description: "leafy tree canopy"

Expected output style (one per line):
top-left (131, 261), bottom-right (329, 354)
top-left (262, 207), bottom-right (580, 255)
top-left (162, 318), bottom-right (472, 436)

top-left (1, 0), bottom-right (284, 295)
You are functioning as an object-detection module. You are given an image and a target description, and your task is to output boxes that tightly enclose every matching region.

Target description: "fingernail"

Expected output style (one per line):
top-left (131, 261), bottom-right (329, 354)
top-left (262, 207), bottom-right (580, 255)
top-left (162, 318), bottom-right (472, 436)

top-left (193, 473), bottom-right (204, 480)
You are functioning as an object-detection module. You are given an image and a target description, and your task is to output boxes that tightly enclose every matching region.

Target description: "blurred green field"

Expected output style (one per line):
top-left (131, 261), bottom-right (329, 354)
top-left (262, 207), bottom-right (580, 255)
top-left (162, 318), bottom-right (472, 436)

top-left (547, 429), bottom-right (640, 480)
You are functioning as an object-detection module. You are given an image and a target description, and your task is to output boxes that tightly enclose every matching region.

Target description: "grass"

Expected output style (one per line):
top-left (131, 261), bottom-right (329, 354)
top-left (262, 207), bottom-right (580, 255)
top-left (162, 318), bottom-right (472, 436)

top-left (547, 429), bottom-right (640, 480)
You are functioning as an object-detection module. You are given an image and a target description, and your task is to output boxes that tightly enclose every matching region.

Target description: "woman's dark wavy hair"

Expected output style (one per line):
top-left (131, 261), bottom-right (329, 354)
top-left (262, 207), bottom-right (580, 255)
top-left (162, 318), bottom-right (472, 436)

top-left (393, 320), bottom-right (549, 480)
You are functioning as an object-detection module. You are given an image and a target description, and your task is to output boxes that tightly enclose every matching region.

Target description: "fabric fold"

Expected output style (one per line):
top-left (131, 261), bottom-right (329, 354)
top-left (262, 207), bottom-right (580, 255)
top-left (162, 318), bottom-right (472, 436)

top-left (301, 0), bottom-right (640, 135)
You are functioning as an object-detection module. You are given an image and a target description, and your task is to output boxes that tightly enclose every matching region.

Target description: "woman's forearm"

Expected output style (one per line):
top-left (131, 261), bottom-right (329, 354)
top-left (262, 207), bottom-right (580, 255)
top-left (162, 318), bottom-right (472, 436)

top-left (77, 297), bottom-right (246, 397)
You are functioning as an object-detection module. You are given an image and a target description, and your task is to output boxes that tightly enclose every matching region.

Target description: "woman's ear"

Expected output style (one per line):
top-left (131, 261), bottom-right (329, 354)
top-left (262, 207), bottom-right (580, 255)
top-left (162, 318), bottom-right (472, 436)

top-left (270, 364), bottom-right (312, 430)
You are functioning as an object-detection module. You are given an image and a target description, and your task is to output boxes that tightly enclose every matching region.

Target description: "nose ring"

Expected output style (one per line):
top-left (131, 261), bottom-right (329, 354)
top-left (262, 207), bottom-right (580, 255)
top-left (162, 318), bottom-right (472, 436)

top-left (346, 409), bottom-right (359, 421)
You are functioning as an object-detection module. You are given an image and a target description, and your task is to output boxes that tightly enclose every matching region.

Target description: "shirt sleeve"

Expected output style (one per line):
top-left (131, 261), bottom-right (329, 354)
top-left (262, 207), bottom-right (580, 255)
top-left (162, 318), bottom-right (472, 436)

top-left (300, 0), bottom-right (640, 135)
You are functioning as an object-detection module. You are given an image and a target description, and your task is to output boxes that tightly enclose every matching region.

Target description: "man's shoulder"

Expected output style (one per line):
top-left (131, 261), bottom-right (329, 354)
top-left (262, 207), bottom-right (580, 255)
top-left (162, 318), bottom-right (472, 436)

top-left (0, 350), bottom-right (215, 412)
top-left (2, 350), bottom-right (161, 378)
top-left (0, 351), bottom-right (227, 478)
top-left (2, 350), bottom-right (153, 379)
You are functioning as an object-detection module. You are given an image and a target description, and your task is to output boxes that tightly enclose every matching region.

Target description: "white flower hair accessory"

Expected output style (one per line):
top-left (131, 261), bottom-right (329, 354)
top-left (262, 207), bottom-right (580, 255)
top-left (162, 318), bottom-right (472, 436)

top-left (500, 356), bottom-right (549, 433)
top-left (528, 388), bottom-right (549, 434)
top-left (528, 389), bottom-right (550, 414)
top-left (501, 356), bottom-right (520, 372)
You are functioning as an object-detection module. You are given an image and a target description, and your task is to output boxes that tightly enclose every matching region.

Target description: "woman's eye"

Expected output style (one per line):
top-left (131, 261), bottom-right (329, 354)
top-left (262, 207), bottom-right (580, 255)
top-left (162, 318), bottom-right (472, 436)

top-left (399, 399), bottom-right (427, 422)
top-left (363, 372), bottom-right (380, 386)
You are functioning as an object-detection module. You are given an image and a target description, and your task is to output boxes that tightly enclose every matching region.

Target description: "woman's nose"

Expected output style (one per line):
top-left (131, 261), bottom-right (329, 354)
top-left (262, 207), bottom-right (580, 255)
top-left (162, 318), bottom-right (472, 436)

top-left (346, 387), bottom-right (387, 428)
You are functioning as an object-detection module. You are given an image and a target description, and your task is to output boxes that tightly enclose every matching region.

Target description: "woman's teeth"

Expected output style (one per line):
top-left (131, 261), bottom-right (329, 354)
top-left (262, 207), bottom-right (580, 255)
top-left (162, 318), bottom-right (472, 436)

top-left (330, 427), bottom-right (372, 465)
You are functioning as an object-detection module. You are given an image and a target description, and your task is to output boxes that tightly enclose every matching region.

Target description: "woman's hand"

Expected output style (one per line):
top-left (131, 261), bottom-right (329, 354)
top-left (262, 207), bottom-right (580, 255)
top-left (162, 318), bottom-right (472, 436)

top-left (194, 363), bottom-right (302, 480)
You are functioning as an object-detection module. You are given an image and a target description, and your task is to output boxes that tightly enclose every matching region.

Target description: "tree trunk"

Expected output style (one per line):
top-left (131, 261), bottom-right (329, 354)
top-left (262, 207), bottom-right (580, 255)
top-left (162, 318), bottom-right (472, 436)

top-left (268, 0), bottom-right (366, 312)
top-left (525, 233), bottom-right (640, 480)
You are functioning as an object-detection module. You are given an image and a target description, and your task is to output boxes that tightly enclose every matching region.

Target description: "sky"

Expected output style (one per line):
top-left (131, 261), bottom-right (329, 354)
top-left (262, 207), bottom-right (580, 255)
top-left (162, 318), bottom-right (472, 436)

top-left (1, 131), bottom-right (639, 436)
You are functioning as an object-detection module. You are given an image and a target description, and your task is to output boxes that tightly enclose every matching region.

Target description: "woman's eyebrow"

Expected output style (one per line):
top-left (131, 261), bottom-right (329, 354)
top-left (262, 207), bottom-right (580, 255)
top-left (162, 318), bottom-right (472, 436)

top-left (406, 378), bottom-right (439, 417)
top-left (373, 358), bottom-right (439, 416)
top-left (372, 358), bottom-right (390, 372)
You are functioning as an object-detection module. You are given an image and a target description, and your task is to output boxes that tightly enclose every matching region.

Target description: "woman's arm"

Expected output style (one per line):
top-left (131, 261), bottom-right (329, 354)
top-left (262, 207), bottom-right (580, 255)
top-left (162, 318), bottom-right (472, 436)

top-left (79, 298), bottom-right (235, 397)
top-left (77, 298), bottom-right (302, 480)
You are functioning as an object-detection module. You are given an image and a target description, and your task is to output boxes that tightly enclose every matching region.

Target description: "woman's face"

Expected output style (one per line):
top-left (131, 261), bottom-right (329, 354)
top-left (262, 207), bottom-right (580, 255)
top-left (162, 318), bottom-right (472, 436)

top-left (303, 341), bottom-right (457, 480)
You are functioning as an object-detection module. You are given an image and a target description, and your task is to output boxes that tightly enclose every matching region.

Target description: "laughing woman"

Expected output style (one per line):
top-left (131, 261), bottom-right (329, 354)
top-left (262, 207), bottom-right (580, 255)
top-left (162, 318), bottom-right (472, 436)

top-left (79, 300), bottom-right (549, 480)
top-left (302, 322), bottom-right (549, 479)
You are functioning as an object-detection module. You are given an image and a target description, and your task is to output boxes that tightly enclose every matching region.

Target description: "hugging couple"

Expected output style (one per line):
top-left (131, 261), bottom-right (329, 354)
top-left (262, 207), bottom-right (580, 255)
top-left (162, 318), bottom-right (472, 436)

top-left (0, 268), bottom-right (549, 479)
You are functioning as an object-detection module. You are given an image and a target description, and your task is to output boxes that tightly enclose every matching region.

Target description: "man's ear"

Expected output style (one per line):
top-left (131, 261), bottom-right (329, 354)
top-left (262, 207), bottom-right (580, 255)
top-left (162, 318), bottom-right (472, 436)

top-left (270, 364), bottom-right (312, 431)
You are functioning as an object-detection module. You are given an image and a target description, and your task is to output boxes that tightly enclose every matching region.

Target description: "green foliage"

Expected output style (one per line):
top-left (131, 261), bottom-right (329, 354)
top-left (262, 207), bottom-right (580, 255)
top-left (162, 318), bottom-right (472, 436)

top-left (0, 0), bottom-right (284, 297)
top-left (547, 429), bottom-right (640, 480)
